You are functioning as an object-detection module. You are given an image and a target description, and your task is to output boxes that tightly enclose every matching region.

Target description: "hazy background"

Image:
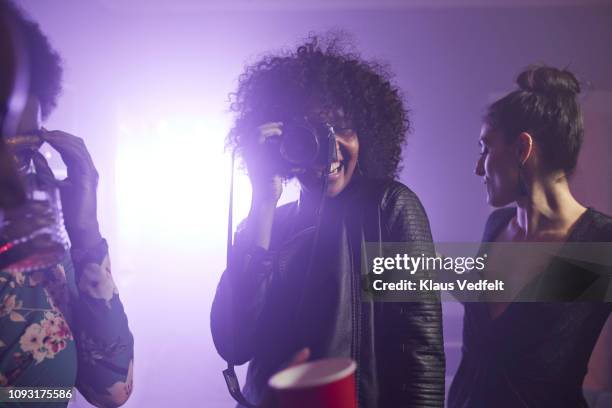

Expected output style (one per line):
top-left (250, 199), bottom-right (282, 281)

top-left (16, 0), bottom-right (612, 406)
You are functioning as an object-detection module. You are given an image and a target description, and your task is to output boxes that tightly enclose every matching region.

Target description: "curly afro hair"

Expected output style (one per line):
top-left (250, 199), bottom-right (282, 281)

top-left (1, 0), bottom-right (63, 120)
top-left (228, 33), bottom-right (409, 181)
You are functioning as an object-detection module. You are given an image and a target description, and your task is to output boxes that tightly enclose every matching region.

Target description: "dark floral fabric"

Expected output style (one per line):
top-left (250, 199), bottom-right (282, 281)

top-left (0, 246), bottom-right (133, 407)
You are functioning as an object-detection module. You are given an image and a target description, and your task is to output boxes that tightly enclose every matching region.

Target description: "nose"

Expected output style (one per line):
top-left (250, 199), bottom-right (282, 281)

top-left (475, 155), bottom-right (485, 177)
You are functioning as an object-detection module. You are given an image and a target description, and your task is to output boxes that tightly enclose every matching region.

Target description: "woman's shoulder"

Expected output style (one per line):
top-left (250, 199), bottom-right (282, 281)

top-left (580, 207), bottom-right (612, 241)
top-left (365, 179), bottom-right (422, 209)
top-left (368, 179), bottom-right (433, 234)
top-left (482, 207), bottom-right (516, 242)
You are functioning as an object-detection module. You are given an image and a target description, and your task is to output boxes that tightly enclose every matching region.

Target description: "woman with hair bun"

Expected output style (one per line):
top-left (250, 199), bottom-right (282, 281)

top-left (448, 65), bottom-right (612, 408)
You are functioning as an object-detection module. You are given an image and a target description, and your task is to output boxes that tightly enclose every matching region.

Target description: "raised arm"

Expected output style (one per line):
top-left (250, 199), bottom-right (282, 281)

top-left (70, 241), bottom-right (134, 407)
top-left (211, 122), bottom-right (284, 365)
top-left (36, 130), bottom-right (134, 407)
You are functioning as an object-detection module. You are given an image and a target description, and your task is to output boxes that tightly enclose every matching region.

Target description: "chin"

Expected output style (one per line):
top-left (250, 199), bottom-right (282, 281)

top-left (325, 184), bottom-right (345, 197)
top-left (487, 193), bottom-right (515, 208)
top-left (325, 173), bottom-right (351, 197)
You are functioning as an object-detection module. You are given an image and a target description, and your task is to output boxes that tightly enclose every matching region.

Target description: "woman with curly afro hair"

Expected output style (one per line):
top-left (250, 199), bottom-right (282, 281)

top-left (212, 33), bottom-right (445, 407)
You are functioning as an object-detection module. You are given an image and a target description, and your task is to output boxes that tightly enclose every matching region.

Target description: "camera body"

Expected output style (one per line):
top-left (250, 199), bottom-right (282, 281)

top-left (5, 132), bottom-right (43, 172)
top-left (264, 118), bottom-right (334, 178)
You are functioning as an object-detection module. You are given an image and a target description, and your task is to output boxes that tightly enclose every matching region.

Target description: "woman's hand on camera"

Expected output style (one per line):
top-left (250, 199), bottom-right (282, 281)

top-left (243, 122), bottom-right (286, 250)
top-left (247, 122), bottom-right (284, 204)
top-left (34, 129), bottom-right (102, 252)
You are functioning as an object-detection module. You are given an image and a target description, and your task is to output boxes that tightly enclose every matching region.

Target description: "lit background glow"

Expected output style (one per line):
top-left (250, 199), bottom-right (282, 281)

top-left (16, 0), bottom-right (612, 406)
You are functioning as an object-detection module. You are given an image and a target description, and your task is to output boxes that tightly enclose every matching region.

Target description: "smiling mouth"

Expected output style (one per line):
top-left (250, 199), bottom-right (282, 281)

top-left (329, 161), bottom-right (343, 174)
top-left (312, 161), bottom-right (343, 177)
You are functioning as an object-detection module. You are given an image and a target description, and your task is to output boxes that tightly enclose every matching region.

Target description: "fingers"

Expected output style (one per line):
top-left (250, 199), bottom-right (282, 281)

top-left (31, 151), bottom-right (71, 190)
top-left (40, 129), bottom-right (98, 180)
top-left (288, 347), bottom-right (310, 367)
top-left (31, 151), bottom-right (57, 186)
top-left (258, 347), bottom-right (310, 408)
top-left (246, 121), bottom-right (285, 179)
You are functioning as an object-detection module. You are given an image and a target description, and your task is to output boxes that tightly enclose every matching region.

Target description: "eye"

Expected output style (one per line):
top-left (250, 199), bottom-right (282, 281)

top-left (478, 143), bottom-right (488, 156)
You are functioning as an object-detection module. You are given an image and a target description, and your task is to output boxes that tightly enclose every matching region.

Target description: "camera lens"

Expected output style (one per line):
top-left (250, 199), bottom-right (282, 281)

top-left (280, 120), bottom-right (320, 166)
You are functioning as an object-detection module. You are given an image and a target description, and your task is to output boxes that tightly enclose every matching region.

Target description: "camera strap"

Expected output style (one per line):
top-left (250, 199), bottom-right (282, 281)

top-left (223, 365), bottom-right (257, 408)
top-left (291, 125), bottom-right (335, 325)
top-left (223, 149), bottom-right (258, 408)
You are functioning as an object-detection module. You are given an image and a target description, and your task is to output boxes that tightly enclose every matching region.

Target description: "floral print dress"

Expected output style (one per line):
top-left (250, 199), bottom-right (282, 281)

top-left (0, 241), bottom-right (134, 407)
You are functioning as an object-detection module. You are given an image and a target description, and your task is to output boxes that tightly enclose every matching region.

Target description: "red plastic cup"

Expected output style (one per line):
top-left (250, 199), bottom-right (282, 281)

top-left (268, 357), bottom-right (357, 408)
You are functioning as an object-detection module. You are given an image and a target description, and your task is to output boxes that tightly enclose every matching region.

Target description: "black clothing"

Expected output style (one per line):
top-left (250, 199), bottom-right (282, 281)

top-left (449, 207), bottom-right (612, 408)
top-left (211, 179), bottom-right (445, 407)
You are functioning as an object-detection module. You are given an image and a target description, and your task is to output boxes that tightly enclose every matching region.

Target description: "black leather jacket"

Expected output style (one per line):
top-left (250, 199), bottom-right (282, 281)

top-left (211, 178), bottom-right (445, 407)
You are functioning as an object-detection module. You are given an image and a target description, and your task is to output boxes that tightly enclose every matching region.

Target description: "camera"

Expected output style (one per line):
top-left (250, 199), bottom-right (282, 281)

top-left (264, 118), bottom-right (335, 178)
top-left (5, 131), bottom-right (43, 172)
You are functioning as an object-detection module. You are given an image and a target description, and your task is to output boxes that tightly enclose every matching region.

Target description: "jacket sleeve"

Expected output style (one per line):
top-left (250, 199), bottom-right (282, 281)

top-left (377, 183), bottom-right (446, 408)
top-left (210, 225), bottom-right (276, 365)
top-left (70, 240), bottom-right (134, 408)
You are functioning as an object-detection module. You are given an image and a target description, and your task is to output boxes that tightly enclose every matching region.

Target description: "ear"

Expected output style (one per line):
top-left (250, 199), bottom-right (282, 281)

top-left (516, 132), bottom-right (533, 165)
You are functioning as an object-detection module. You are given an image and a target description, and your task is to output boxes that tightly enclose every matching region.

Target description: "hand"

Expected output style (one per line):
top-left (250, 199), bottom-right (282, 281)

top-left (260, 348), bottom-right (311, 408)
top-left (33, 129), bottom-right (102, 251)
top-left (246, 122), bottom-right (285, 204)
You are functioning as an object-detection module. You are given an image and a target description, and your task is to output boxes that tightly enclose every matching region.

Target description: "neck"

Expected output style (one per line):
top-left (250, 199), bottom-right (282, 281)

top-left (514, 174), bottom-right (586, 239)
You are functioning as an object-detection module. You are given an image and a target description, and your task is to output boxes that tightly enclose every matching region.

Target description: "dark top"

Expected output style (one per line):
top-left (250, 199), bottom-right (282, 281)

top-left (449, 207), bottom-right (612, 408)
top-left (211, 179), bottom-right (445, 407)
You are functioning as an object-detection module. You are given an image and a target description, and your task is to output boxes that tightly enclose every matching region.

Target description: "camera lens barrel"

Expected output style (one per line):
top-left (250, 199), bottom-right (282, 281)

top-left (280, 121), bottom-right (320, 166)
top-left (261, 119), bottom-right (333, 178)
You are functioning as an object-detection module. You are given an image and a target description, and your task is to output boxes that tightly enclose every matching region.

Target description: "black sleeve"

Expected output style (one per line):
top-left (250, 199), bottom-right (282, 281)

top-left (377, 183), bottom-right (446, 408)
top-left (71, 242), bottom-right (135, 407)
top-left (210, 228), bottom-right (276, 365)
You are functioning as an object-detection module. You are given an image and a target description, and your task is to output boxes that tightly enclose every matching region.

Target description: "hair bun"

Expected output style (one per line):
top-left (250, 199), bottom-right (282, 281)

top-left (516, 65), bottom-right (581, 96)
